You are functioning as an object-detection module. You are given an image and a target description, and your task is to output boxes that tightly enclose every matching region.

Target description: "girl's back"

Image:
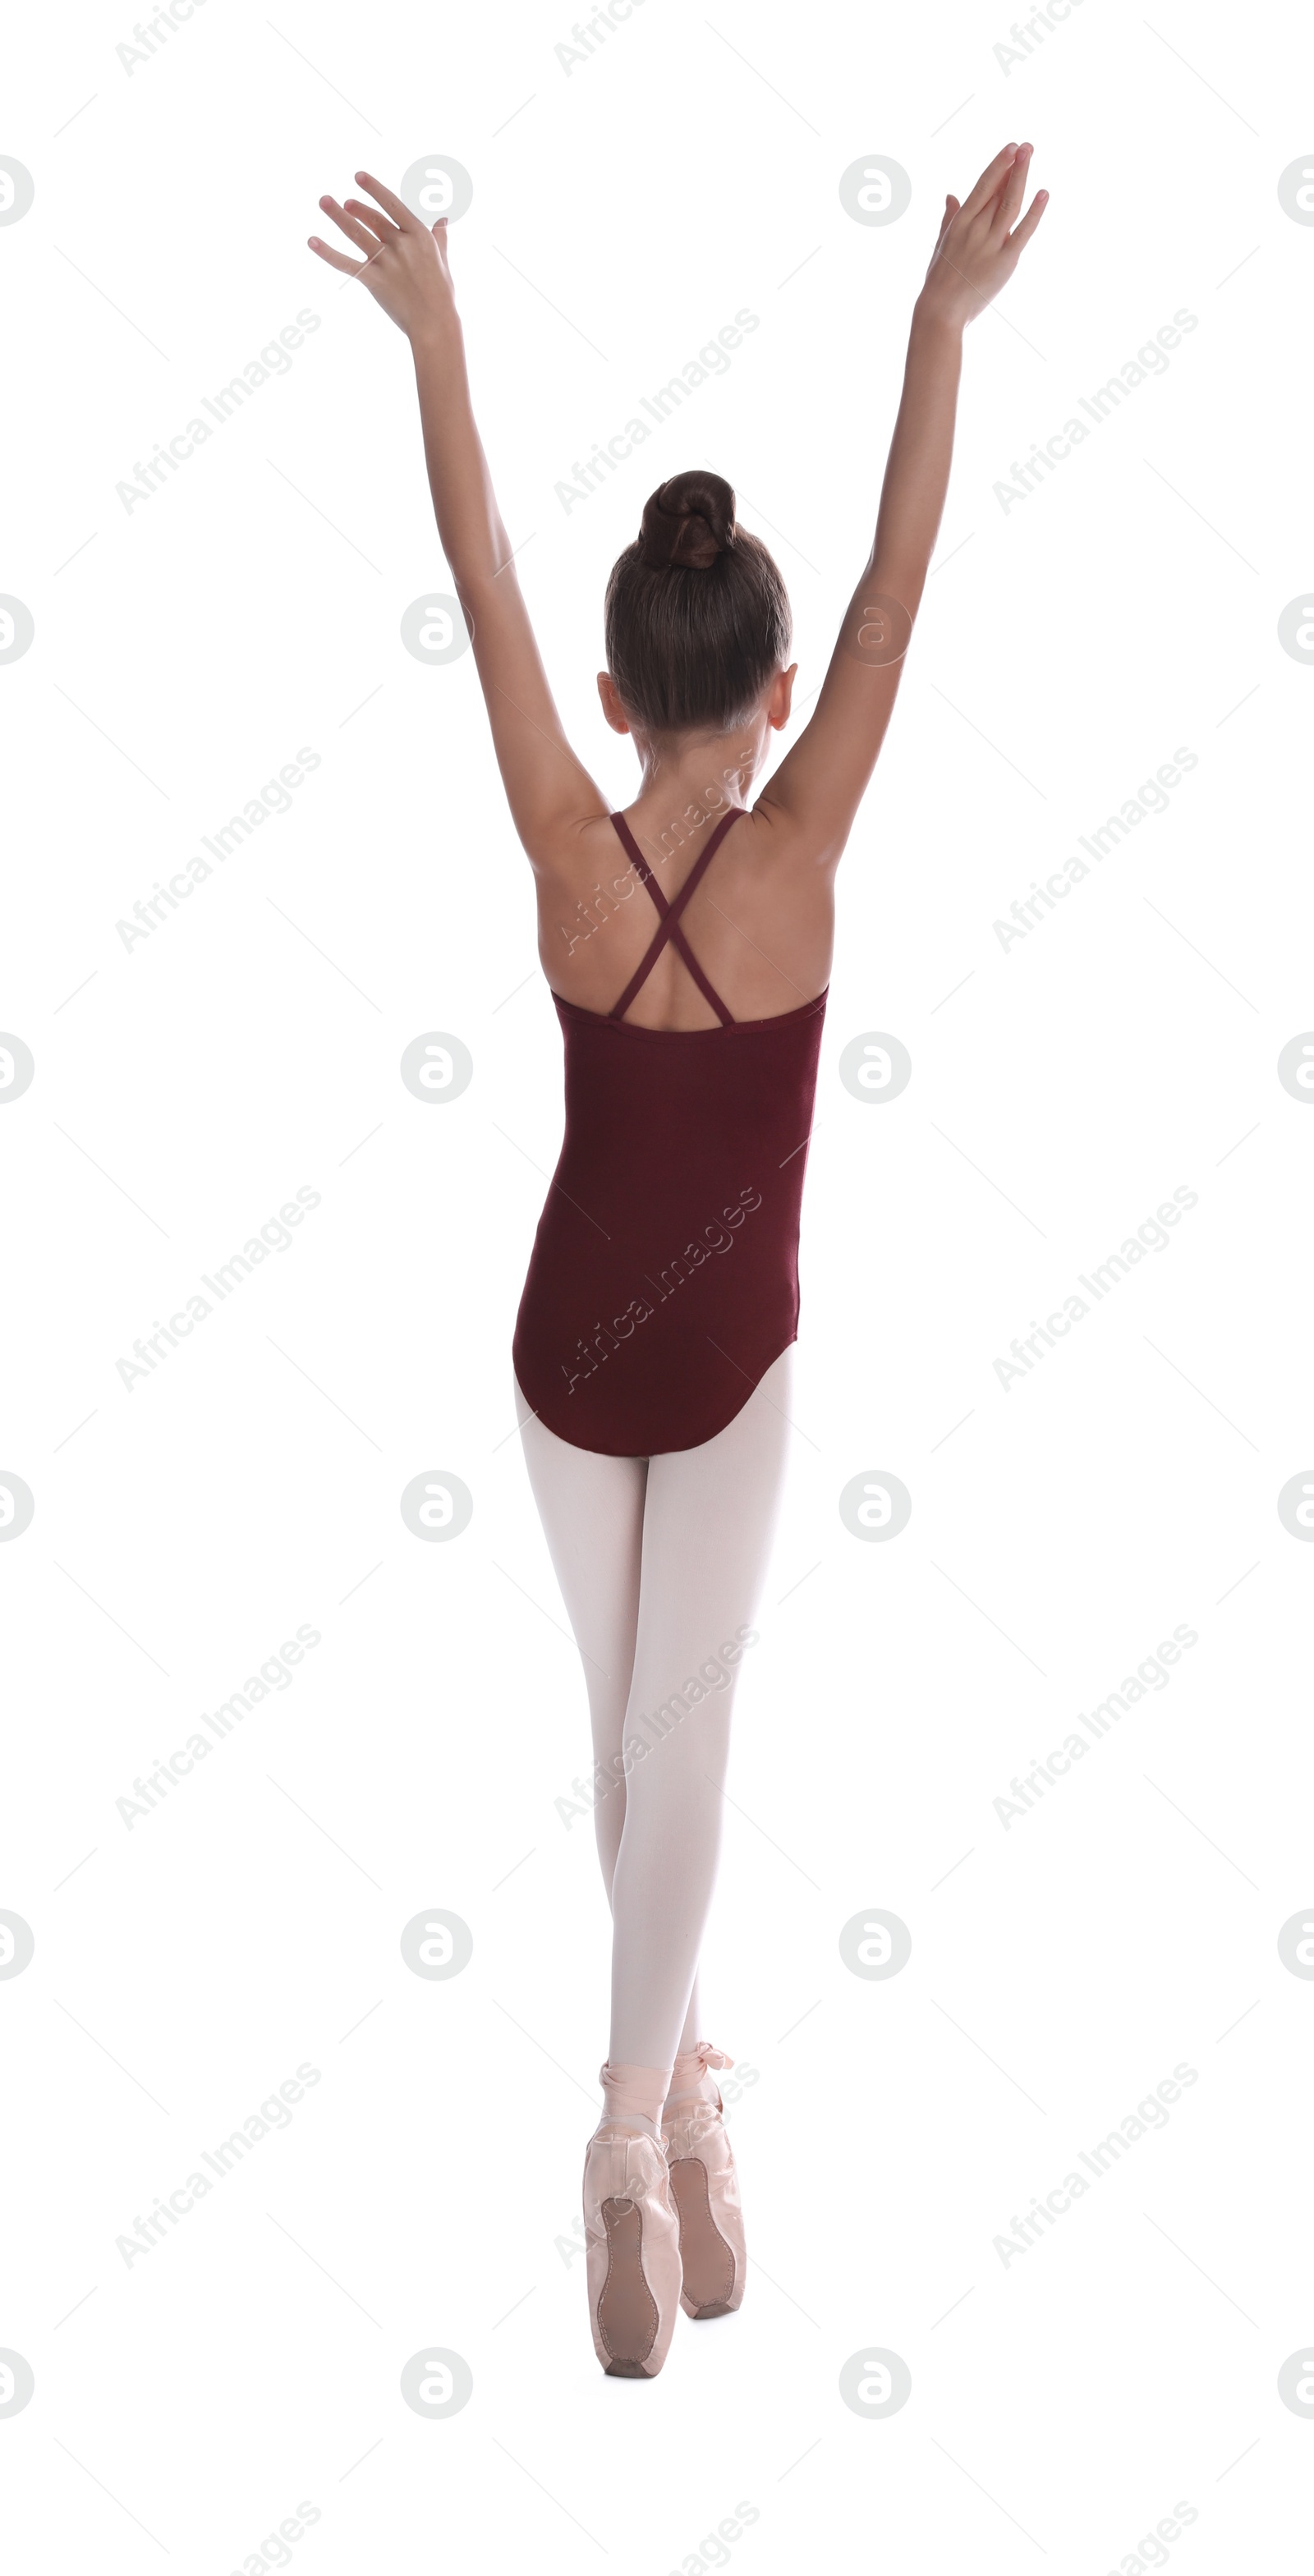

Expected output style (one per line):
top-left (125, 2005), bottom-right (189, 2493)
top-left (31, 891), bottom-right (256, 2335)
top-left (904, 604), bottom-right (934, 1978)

top-left (537, 799), bottom-right (834, 1031)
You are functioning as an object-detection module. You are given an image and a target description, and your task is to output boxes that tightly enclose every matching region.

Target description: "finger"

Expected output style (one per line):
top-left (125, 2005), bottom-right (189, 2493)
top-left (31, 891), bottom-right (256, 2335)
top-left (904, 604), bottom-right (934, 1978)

top-left (353, 168), bottom-right (421, 232)
top-left (308, 235), bottom-right (365, 276)
top-left (319, 194), bottom-right (380, 255)
top-left (1005, 186), bottom-right (1049, 252)
top-left (958, 142), bottom-right (1020, 223)
top-left (993, 142), bottom-right (1031, 234)
top-left (937, 193), bottom-right (959, 241)
top-left (342, 196), bottom-right (399, 244)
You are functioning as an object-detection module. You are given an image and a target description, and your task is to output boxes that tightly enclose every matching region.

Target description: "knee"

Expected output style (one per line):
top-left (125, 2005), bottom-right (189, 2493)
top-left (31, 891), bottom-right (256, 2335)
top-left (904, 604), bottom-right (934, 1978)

top-left (626, 1666), bottom-right (740, 1758)
top-left (622, 1713), bottom-right (733, 1815)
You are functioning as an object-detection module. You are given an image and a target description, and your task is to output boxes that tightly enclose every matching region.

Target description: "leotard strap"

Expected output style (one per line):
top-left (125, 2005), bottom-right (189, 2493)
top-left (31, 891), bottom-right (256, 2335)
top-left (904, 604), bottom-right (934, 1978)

top-left (607, 810), bottom-right (744, 1026)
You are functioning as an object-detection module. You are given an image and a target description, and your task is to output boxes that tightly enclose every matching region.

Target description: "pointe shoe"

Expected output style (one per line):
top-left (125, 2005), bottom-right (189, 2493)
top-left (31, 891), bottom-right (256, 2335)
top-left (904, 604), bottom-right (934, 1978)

top-left (662, 2045), bottom-right (746, 2320)
top-left (582, 2119), bottom-right (683, 2377)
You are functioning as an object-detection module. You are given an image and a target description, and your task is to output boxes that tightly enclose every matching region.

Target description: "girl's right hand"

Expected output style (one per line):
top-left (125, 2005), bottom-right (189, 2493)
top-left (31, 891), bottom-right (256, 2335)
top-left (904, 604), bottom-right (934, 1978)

top-left (919, 142), bottom-right (1047, 330)
top-left (309, 171), bottom-right (457, 342)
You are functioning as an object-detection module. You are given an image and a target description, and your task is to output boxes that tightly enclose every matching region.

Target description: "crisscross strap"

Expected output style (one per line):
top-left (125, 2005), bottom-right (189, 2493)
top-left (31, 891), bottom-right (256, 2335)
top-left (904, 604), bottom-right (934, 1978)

top-left (608, 810), bottom-right (743, 1025)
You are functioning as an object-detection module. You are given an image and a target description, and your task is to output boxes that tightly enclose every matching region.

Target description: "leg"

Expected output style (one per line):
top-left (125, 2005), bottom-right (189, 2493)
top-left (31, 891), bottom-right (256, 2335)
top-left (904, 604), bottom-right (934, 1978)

top-left (514, 1378), bottom-right (646, 1890)
top-left (678, 1979), bottom-right (703, 2057)
top-left (518, 1359), bottom-right (795, 2375)
top-left (517, 1380), bottom-right (687, 2376)
top-left (608, 1349), bottom-right (795, 2077)
top-left (517, 1385), bottom-right (713, 2055)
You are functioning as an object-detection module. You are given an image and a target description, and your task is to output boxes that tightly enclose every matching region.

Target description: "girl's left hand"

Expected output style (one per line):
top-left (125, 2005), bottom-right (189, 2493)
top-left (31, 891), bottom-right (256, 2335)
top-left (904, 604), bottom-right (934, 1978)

top-left (920, 142), bottom-right (1047, 328)
top-left (309, 170), bottom-right (458, 342)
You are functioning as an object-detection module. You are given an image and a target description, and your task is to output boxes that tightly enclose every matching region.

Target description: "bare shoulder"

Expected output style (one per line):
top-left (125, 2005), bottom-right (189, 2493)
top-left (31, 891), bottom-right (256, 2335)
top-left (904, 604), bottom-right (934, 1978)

top-left (526, 788), bottom-right (844, 911)
top-left (526, 804), bottom-right (632, 894)
top-left (519, 802), bottom-right (618, 890)
top-left (737, 792), bottom-right (850, 878)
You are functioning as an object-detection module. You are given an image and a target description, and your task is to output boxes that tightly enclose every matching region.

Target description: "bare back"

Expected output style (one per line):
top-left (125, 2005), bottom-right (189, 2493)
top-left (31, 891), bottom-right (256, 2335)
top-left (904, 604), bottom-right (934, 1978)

top-left (536, 804), bottom-right (835, 1032)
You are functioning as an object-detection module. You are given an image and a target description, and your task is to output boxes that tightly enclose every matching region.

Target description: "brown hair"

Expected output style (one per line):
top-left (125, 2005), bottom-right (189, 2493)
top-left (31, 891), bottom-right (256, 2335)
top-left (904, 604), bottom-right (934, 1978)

top-left (603, 470), bottom-right (791, 734)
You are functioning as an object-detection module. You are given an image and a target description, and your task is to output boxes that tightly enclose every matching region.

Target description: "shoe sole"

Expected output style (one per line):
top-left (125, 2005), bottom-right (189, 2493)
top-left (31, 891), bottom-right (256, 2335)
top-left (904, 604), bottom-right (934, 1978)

top-left (597, 2197), bottom-right (663, 2375)
top-left (668, 2156), bottom-right (738, 2318)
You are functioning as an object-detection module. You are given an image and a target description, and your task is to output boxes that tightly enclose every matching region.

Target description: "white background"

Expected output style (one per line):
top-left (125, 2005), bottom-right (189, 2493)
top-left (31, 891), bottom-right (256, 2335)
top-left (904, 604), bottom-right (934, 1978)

top-left (3, 0), bottom-right (1312, 2567)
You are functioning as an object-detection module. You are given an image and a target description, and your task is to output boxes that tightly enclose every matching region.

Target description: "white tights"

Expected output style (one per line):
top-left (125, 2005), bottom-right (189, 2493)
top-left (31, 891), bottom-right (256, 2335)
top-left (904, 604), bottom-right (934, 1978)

top-left (516, 1351), bottom-right (793, 2085)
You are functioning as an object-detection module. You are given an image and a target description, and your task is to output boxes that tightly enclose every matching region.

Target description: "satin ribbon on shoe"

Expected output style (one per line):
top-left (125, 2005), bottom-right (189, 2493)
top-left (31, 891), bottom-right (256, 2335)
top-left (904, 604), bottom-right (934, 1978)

top-left (673, 2042), bottom-right (733, 2078)
top-left (598, 2059), bottom-right (674, 2130)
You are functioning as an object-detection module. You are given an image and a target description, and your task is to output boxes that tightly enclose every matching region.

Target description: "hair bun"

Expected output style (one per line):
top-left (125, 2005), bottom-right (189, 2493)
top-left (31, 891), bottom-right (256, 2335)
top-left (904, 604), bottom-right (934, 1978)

top-left (638, 471), bottom-right (735, 572)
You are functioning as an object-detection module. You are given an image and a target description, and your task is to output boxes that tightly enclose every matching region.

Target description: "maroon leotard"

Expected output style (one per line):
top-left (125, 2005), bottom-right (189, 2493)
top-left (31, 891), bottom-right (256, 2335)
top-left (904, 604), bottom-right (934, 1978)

top-left (512, 809), bottom-right (827, 1456)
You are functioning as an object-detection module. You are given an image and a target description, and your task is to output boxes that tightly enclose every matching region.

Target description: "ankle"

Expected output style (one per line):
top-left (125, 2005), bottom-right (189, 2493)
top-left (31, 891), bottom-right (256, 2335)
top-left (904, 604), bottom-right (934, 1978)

top-left (664, 2069), bottom-right (719, 2111)
top-left (598, 2059), bottom-right (673, 2133)
top-left (664, 2044), bottom-right (730, 2114)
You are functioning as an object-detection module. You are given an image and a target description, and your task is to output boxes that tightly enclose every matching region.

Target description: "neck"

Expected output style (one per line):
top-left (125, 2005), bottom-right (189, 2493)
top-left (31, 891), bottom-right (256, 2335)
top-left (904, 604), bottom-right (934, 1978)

top-left (631, 723), bottom-right (763, 820)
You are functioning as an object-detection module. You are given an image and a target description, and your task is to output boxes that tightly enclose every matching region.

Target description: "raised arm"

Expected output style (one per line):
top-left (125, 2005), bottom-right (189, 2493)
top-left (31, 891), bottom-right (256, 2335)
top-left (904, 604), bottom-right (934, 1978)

top-left (757, 142), bottom-right (1048, 866)
top-left (310, 173), bottom-right (607, 862)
